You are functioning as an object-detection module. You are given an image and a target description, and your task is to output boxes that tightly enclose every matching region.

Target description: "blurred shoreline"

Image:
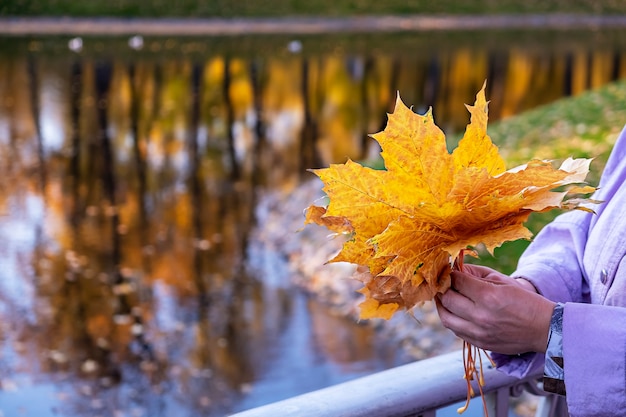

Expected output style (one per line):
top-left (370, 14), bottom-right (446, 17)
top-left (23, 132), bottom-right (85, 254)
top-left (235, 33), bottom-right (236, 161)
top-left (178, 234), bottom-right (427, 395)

top-left (2, 14), bottom-right (626, 35)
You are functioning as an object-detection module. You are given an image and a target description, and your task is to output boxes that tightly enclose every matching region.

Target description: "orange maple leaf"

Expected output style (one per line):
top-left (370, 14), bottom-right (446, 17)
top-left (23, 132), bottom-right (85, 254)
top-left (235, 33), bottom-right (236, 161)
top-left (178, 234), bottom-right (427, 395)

top-left (305, 82), bottom-right (597, 321)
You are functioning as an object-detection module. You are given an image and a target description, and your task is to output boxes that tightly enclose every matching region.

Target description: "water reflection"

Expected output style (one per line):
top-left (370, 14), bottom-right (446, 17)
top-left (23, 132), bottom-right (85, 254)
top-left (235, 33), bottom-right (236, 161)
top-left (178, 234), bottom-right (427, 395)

top-left (0, 32), bottom-right (625, 416)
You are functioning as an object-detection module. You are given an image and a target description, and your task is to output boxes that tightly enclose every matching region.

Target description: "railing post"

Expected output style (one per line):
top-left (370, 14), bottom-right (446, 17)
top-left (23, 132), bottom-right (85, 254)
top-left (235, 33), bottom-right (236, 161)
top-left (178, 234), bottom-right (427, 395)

top-left (536, 395), bottom-right (569, 417)
top-left (485, 386), bottom-right (510, 416)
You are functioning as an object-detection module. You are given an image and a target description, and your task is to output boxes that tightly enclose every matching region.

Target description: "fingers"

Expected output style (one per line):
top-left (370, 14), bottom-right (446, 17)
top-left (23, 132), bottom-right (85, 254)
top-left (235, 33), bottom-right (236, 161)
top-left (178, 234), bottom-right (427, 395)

top-left (435, 296), bottom-right (484, 348)
top-left (460, 264), bottom-right (508, 284)
top-left (458, 263), bottom-right (492, 277)
top-left (438, 268), bottom-right (505, 334)
top-left (434, 296), bottom-right (470, 335)
top-left (437, 266), bottom-right (492, 320)
top-left (436, 277), bottom-right (476, 323)
top-left (449, 265), bottom-right (513, 303)
top-left (449, 269), bottom-right (490, 302)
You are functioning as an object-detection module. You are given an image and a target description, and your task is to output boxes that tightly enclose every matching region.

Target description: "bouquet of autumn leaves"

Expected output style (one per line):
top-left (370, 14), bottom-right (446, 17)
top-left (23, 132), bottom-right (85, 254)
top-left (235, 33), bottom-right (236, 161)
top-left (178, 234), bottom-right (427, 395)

top-left (303, 83), bottom-right (597, 413)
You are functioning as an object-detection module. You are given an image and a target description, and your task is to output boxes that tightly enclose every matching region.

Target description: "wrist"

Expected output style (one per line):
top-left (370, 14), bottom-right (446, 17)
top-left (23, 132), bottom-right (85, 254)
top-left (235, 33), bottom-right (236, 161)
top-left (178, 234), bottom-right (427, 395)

top-left (533, 298), bottom-right (557, 353)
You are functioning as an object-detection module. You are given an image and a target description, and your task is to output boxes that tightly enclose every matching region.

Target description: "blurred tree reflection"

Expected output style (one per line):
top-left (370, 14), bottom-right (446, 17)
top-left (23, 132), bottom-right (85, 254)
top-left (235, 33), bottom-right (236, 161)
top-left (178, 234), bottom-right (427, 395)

top-left (0, 40), bottom-right (624, 416)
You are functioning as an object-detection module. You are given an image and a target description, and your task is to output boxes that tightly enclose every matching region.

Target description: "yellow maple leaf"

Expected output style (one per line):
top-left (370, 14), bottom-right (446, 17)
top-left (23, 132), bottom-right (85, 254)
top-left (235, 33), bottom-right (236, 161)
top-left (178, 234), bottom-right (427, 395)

top-left (305, 82), bottom-right (597, 320)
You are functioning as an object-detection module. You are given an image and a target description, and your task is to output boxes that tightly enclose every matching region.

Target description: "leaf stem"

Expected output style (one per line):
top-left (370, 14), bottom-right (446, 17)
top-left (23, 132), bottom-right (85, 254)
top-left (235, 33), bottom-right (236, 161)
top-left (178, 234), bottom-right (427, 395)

top-left (454, 250), bottom-right (491, 417)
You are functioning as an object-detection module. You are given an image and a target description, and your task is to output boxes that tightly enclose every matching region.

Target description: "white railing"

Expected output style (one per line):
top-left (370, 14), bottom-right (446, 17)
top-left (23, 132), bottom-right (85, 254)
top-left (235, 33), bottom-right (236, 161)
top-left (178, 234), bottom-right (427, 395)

top-left (230, 350), bottom-right (568, 417)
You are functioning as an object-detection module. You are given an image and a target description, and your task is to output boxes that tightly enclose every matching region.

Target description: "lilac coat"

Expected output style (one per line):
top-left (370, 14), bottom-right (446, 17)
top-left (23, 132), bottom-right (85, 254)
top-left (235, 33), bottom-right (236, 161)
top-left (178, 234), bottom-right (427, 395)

top-left (494, 125), bottom-right (626, 416)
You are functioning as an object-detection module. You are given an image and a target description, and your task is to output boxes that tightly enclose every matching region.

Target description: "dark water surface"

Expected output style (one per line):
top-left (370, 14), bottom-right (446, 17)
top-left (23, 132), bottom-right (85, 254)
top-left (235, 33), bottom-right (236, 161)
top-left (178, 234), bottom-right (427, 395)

top-left (0, 29), bottom-right (625, 416)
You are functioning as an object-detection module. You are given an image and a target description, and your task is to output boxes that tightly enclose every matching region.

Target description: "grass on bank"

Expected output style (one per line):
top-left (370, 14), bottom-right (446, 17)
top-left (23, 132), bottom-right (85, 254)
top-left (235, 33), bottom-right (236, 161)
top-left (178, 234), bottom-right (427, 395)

top-left (2, 0), bottom-right (626, 17)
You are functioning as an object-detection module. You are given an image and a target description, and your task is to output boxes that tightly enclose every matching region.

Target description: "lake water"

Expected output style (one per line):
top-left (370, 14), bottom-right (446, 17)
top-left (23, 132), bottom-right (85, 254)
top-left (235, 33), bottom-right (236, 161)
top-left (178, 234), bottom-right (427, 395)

top-left (0, 28), bottom-right (625, 416)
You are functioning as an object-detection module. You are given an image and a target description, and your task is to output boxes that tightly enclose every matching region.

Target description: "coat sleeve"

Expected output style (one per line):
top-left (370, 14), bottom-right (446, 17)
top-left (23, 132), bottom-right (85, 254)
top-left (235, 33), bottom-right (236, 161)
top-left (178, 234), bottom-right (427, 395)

top-left (491, 209), bottom-right (592, 378)
top-left (561, 303), bottom-right (626, 416)
top-left (513, 210), bottom-right (592, 304)
top-left (495, 125), bottom-right (626, 413)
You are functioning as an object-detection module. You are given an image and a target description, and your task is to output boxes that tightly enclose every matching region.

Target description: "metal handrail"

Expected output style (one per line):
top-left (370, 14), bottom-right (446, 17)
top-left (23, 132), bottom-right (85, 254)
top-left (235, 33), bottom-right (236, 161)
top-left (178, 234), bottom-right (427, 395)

top-left (230, 349), bottom-right (567, 417)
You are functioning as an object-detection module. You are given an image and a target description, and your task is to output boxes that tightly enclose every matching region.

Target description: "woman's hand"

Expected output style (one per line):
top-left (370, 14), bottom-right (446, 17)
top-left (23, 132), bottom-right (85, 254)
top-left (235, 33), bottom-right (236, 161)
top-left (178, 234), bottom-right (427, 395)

top-left (435, 264), bottom-right (555, 355)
